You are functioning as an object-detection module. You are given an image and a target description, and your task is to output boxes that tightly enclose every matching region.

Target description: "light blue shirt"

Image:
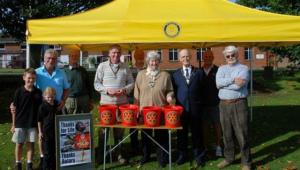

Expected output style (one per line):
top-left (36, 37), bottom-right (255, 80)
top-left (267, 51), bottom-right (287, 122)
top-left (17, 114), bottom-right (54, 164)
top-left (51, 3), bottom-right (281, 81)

top-left (216, 62), bottom-right (249, 100)
top-left (36, 66), bottom-right (70, 102)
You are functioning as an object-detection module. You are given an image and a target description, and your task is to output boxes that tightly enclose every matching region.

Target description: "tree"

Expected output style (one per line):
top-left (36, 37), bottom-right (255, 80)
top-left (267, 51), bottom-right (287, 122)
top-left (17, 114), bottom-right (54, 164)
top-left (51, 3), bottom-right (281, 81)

top-left (0, 0), bottom-right (111, 41)
top-left (0, 0), bottom-right (111, 67)
top-left (236, 0), bottom-right (300, 66)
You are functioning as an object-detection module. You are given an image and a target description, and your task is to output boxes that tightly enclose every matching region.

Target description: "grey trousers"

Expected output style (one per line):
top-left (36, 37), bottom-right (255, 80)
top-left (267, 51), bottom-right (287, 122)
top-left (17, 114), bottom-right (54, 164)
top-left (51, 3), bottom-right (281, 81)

top-left (219, 99), bottom-right (251, 165)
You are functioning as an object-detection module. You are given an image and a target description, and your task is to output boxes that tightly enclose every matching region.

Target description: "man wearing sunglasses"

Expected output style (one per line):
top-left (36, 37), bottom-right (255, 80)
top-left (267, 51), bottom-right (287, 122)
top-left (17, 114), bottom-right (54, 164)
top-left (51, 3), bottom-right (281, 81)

top-left (216, 46), bottom-right (251, 170)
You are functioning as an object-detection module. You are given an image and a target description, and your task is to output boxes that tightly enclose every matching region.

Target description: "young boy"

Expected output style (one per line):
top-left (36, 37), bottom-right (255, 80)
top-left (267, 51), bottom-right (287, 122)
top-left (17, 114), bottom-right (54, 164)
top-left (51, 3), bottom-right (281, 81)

top-left (11, 68), bottom-right (43, 170)
top-left (38, 87), bottom-right (59, 170)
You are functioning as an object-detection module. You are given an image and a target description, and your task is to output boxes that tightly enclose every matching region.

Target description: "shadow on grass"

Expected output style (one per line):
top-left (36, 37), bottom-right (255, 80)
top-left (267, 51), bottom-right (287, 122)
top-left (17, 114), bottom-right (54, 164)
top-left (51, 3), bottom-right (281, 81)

top-left (251, 105), bottom-right (300, 147)
top-left (252, 134), bottom-right (300, 167)
top-left (252, 70), bottom-right (300, 93)
top-left (250, 105), bottom-right (300, 165)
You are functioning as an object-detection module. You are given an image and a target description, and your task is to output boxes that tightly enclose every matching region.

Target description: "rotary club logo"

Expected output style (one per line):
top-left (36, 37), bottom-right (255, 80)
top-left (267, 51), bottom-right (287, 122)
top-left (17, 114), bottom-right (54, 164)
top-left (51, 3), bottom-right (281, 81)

top-left (101, 110), bottom-right (112, 124)
top-left (163, 22), bottom-right (180, 38)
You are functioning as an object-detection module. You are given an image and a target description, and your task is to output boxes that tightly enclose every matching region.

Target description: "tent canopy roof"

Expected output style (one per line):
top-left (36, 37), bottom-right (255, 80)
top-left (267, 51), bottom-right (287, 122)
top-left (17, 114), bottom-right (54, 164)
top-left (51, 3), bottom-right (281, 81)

top-left (27, 0), bottom-right (300, 50)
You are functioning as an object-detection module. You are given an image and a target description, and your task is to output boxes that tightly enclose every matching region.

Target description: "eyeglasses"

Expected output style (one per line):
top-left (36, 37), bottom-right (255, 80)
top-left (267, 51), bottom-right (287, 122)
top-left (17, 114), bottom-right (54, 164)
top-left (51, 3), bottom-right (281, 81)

top-left (225, 54), bottom-right (236, 59)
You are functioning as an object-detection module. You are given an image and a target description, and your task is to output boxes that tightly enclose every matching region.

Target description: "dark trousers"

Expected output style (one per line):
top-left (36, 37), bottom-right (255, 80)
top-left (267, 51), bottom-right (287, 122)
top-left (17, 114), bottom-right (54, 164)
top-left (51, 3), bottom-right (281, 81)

top-left (130, 129), bottom-right (139, 152)
top-left (98, 128), bottom-right (125, 157)
top-left (219, 99), bottom-right (251, 165)
top-left (141, 129), bottom-right (168, 164)
top-left (43, 136), bottom-right (56, 170)
top-left (177, 112), bottom-right (205, 160)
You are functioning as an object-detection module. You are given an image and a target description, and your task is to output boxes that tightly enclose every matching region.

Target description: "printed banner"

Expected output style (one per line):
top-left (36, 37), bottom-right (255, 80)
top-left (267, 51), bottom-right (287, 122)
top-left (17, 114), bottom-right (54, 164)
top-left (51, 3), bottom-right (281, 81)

top-left (59, 119), bottom-right (92, 167)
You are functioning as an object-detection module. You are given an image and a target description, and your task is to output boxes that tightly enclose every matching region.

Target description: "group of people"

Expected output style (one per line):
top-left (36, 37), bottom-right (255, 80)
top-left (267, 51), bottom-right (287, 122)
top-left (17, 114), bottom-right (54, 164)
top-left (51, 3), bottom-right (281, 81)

top-left (10, 44), bottom-right (251, 170)
top-left (94, 44), bottom-right (251, 170)
top-left (10, 49), bottom-right (93, 170)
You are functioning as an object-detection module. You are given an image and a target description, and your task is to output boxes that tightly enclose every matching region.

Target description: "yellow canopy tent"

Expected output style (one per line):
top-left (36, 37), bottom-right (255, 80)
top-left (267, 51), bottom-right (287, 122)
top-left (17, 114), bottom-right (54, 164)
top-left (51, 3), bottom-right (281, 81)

top-left (26, 0), bottom-right (300, 122)
top-left (27, 0), bottom-right (300, 51)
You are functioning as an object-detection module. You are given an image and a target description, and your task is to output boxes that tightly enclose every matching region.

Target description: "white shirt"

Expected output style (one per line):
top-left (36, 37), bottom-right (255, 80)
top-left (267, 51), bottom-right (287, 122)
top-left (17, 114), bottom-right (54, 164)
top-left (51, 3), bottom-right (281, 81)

top-left (183, 66), bottom-right (191, 84)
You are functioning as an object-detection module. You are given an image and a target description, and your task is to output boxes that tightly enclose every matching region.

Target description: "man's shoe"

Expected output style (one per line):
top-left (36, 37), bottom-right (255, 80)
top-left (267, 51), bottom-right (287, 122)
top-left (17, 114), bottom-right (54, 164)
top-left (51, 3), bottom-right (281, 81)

top-left (139, 156), bottom-right (149, 166)
top-left (176, 155), bottom-right (187, 165)
top-left (215, 146), bottom-right (223, 157)
top-left (217, 160), bottom-right (231, 169)
top-left (26, 162), bottom-right (33, 170)
top-left (159, 161), bottom-right (167, 168)
top-left (195, 157), bottom-right (205, 167)
top-left (15, 162), bottom-right (22, 170)
top-left (241, 165), bottom-right (251, 170)
top-left (39, 157), bottom-right (44, 170)
top-left (118, 154), bottom-right (127, 164)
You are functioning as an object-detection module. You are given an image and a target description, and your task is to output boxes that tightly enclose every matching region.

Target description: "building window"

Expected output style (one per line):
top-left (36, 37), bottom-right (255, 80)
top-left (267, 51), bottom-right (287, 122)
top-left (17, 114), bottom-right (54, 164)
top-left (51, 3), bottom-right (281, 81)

top-left (20, 44), bottom-right (26, 50)
top-left (169, 48), bottom-right (178, 61)
top-left (49, 45), bottom-right (61, 50)
top-left (95, 55), bottom-right (107, 65)
top-left (157, 49), bottom-right (162, 57)
top-left (121, 54), bottom-right (132, 63)
top-left (196, 48), bottom-right (207, 61)
top-left (157, 49), bottom-right (162, 62)
top-left (244, 47), bottom-right (253, 60)
top-left (0, 44), bottom-right (5, 50)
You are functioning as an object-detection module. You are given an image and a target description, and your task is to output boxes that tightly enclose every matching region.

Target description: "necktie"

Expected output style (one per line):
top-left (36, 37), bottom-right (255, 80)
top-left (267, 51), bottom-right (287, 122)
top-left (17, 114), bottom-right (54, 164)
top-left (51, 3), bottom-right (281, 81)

top-left (185, 68), bottom-right (190, 84)
top-left (185, 68), bottom-right (189, 78)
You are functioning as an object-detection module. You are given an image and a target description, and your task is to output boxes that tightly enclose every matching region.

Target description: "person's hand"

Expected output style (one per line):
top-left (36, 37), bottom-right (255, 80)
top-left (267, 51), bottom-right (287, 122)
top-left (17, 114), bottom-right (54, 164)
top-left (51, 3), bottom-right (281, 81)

top-left (10, 102), bottom-right (16, 114)
top-left (167, 96), bottom-right (174, 105)
top-left (116, 89), bottom-right (126, 96)
top-left (10, 125), bottom-right (15, 133)
top-left (107, 89), bottom-right (118, 96)
top-left (234, 77), bottom-right (246, 86)
top-left (57, 101), bottom-right (65, 111)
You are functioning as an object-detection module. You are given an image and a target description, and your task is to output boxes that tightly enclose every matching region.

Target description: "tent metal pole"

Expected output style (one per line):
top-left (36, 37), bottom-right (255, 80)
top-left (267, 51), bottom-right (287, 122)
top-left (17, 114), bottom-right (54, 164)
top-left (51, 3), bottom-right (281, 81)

top-left (249, 48), bottom-right (253, 122)
top-left (26, 42), bottom-right (30, 68)
top-left (80, 50), bottom-right (83, 66)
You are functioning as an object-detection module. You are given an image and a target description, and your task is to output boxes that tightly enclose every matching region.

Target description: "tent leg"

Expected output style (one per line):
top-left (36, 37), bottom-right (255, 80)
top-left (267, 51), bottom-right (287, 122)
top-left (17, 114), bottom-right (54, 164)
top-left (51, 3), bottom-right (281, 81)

top-left (249, 49), bottom-right (253, 122)
top-left (80, 50), bottom-right (83, 66)
top-left (26, 42), bottom-right (30, 68)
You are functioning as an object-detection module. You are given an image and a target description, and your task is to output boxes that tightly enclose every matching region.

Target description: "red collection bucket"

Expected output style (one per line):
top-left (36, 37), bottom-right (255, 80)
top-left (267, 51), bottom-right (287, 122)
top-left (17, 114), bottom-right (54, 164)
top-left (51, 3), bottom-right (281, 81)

top-left (119, 104), bottom-right (139, 126)
top-left (98, 104), bottom-right (117, 125)
top-left (163, 105), bottom-right (183, 128)
top-left (142, 106), bottom-right (161, 127)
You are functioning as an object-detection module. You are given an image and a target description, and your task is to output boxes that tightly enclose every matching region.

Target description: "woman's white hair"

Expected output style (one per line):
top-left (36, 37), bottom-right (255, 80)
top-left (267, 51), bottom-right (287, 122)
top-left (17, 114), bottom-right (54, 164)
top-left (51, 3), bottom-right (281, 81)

top-left (145, 50), bottom-right (161, 64)
top-left (223, 45), bottom-right (238, 56)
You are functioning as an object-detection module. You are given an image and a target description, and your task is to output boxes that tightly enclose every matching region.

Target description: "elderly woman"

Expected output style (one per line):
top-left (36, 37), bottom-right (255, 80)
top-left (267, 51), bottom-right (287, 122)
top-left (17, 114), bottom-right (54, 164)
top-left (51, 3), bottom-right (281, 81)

top-left (134, 51), bottom-right (174, 167)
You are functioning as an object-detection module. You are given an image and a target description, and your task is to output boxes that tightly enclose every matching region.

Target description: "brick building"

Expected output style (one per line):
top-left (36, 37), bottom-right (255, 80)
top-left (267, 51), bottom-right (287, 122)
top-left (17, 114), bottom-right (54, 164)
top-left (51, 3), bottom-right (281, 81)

top-left (0, 35), bottom-right (280, 70)
top-left (0, 35), bottom-right (26, 68)
top-left (150, 47), bottom-right (269, 70)
top-left (67, 47), bottom-right (272, 70)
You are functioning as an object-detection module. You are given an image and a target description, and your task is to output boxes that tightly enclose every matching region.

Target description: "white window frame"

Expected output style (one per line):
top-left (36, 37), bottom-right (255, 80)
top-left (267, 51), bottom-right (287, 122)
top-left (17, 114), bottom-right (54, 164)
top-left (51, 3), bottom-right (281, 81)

top-left (244, 47), bottom-right (253, 60)
top-left (49, 45), bottom-right (61, 50)
top-left (196, 48), bottom-right (207, 61)
top-left (169, 48), bottom-right (178, 61)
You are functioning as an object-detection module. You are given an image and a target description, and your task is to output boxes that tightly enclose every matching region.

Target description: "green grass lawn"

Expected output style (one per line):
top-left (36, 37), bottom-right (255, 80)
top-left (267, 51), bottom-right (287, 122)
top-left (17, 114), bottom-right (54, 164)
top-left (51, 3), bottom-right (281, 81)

top-left (0, 70), bottom-right (300, 170)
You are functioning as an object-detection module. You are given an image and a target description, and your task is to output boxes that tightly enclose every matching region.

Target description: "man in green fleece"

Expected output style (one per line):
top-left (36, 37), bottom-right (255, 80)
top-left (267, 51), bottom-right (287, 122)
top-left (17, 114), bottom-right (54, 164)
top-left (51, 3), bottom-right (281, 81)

top-left (63, 50), bottom-right (93, 114)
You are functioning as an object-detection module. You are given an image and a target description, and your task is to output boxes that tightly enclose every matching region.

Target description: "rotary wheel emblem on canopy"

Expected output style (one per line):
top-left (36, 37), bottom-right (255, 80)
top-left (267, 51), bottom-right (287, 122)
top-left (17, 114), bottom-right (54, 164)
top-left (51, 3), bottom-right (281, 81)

top-left (163, 22), bottom-right (180, 38)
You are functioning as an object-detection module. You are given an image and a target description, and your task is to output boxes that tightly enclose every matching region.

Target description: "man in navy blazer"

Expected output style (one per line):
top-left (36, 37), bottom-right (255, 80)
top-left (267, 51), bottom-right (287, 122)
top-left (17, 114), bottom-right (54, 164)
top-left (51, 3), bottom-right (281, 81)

top-left (172, 49), bottom-right (205, 167)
